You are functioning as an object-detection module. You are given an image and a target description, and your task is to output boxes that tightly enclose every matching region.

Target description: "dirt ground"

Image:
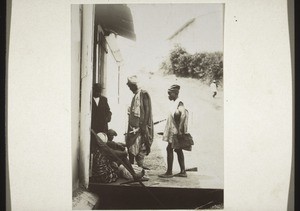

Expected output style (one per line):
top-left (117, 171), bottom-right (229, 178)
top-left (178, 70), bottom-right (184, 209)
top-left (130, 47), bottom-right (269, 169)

top-left (141, 73), bottom-right (224, 188)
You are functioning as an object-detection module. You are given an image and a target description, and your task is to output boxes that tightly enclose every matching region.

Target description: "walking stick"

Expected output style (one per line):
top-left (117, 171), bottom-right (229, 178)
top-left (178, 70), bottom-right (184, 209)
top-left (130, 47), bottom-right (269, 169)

top-left (123, 119), bottom-right (166, 135)
top-left (91, 129), bottom-right (165, 208)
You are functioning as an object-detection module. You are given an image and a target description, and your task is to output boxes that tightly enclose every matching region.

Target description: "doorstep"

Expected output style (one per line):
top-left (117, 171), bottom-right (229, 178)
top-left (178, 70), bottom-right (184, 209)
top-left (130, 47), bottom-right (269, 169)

top-left (72, 187), bottom-right (99, 210)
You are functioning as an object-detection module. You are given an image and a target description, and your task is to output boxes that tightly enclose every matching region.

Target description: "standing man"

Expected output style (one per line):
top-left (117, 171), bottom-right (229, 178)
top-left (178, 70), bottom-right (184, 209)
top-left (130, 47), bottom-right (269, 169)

top-left (210, 79), bottom-right (218, 98)
top-left (90, 83), bottom-right (112, 153)
top-left (126, 75), bottom-right (154, 168)
top-left (159, 84), bottom-right (189, 178)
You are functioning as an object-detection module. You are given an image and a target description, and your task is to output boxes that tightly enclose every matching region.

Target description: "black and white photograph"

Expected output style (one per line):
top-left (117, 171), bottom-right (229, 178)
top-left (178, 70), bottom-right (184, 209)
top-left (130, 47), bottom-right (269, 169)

top-left (71, 4), bottom-right (224, 209)
top-left (6, 0), bottom-right (293, 210)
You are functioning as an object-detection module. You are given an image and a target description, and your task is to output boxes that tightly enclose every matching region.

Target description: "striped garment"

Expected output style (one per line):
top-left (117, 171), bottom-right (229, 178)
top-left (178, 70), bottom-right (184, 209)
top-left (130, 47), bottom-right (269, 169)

top-left (91, 149), bottom-right (119, 183)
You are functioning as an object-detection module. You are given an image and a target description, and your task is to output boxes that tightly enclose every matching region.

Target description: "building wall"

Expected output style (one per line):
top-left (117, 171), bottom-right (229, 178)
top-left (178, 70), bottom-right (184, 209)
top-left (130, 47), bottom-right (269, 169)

top-left (71, 4), bottom-right (81, 191)
top-left (169, 10), bottom-right (224, 54)
top-left (106, 51), bottom-right (127, 137)
top-left (78, 5), bottom-right (95, 189)
top-left (71, 5), bottom-right (130, 189)
top-left (71, 4), bottom-right (95, 190)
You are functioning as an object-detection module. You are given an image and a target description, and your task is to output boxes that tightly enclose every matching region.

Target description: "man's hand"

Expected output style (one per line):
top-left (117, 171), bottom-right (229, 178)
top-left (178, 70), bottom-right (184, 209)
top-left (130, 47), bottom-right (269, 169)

top-left (106, 112), bottom-right (112, 123)
top-left (116, 143), bottom-right (126, 151)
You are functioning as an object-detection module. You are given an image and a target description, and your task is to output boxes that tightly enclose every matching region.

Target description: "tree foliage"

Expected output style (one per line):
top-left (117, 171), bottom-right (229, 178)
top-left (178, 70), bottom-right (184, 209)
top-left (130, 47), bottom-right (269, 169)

top-left (160, 44), bottom-right (223, 84)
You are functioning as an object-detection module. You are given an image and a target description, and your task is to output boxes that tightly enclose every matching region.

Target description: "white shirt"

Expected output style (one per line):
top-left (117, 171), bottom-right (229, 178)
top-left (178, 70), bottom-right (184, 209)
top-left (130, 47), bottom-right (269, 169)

top-left (170, 98), bottom-right (182, 117)
top-left (131, 89), bottom-right (141, 118)
top-left (93, 97), bottom-right (100, 106)
top-left (210, 82), bottom-right (217, 92)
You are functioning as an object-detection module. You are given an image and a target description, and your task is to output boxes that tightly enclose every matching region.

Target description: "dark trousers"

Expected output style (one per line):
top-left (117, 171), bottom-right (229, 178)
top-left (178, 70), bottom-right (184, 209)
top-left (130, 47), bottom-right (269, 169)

top-left (213, 91), bottom-right (217, 98)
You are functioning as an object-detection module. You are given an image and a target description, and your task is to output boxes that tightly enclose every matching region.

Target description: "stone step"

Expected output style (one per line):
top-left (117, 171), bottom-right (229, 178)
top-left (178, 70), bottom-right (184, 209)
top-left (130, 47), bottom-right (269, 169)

top-left (72, 187), bottom-right (99, 210)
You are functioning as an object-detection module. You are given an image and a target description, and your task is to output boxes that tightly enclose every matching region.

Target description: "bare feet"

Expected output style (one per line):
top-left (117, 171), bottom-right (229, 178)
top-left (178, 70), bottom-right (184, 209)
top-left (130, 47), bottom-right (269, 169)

top-left (173, 172), bottom-right (187, 177)
top-left (133, 169), bottom-right (145, 181)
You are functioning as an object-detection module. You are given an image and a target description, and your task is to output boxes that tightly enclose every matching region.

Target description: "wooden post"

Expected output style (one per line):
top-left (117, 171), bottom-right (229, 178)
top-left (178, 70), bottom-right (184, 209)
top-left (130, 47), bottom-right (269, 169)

top-left (118, 65), bottom-right (120, 104)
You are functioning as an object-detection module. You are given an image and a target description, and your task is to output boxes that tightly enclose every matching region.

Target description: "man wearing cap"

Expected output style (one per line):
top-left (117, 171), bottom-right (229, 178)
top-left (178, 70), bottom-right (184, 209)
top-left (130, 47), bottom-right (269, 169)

top-left (126, 75), bottom-right (154, 168)
top-left (107, 129), bottom-right (118, 142)
top-left (159, 84), bottom-right (189, 178)
top-left (107, 129), bottom-right (126, 151)
top-left (91, 83), bottom-right (112, 153)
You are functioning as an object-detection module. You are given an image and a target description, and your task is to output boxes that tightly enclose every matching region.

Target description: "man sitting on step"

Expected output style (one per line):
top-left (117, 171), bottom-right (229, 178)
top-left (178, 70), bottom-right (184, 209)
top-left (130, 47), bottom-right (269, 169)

top-left (91, 131), bottom-right (145, 183)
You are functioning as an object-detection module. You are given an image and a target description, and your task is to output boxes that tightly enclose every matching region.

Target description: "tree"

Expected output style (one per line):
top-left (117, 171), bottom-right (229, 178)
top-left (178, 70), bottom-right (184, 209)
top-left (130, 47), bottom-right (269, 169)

top-left (159, 44), bottom-right (223, 85)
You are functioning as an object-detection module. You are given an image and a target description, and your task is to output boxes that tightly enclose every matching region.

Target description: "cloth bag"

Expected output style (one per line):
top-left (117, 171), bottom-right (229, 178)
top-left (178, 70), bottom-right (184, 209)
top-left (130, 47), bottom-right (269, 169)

top-left (171, 113), bottom-right (194, 151)
top-left (168, 101), bottom-right (194, 151)
top-left (173, 133), bottom-right (194, 151)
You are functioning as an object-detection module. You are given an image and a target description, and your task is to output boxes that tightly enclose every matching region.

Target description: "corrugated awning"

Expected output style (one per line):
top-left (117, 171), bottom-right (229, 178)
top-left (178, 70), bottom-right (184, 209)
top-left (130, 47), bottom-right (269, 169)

top-left (95, 4), bottom-right (136, 41)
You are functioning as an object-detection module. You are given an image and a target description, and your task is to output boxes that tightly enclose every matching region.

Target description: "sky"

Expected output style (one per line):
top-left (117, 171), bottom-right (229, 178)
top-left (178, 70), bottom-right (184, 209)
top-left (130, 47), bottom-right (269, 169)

top-left (117, 3), bottom-right (224, 74)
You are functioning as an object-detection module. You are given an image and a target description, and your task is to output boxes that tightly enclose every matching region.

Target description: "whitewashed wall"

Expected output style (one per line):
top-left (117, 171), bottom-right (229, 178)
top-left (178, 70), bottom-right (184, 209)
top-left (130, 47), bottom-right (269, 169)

top-left (71, 4), bottom-right (81, 191)
top-left (106, 46), bottom-right (128, 140)
top-left (78, 5), bottom-right (95, 189)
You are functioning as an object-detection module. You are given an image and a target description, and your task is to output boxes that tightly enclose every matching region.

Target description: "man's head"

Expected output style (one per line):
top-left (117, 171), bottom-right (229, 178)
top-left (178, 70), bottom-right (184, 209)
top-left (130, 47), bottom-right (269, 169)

top-left (127, 75), bottom-right (139, 94)
top-left (93, 83), bottom-right (102, 98)
top-left (107, 129), bottom-right (117, 142)
top-left (168, 84), bottom-right (180, 101)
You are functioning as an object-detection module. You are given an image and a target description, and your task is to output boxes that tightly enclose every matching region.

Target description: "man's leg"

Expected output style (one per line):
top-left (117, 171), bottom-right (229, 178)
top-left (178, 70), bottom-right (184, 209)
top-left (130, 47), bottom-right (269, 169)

top-left (136, 141), bottom-right (148, 168)
top-left (159, 143), bottom-right (174, 178)
top-left (166, 144), bottom-right (174, 174)
top-left (121, 157), bottom-right (145, 181)
top-left (128, 153), bottom-right (135, 164)
top-left (136, 152), bottom-right (145, 168)
top-left (175, 149), bottom-right (186, 173)
top-left (213, 91), bottom-right (217, 98)
top-left (108, 149), bottom-right (134, 172)
top-left (109, 149), bottom-right (145, 180)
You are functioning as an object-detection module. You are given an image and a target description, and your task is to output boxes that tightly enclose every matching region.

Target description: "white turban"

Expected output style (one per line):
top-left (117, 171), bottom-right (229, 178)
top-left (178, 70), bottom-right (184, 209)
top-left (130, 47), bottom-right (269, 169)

top-left (97, 132), bottom-right (108, 143)
top-left (127, 75), bottom-right (139, 85)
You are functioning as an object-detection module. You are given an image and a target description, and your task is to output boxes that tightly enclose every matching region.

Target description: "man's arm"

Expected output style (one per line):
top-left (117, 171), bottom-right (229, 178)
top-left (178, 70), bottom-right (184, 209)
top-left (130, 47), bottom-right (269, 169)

top-left (141, 92), bottom-right (152, 154)
top-left (141, 93), bottom-right (151, 130)
top-left (107, 141), bottom-right (125, 151)
top-left (177, 102), bottom-right (186, 135)
top-left (104, 97), bottom-right (112, 122)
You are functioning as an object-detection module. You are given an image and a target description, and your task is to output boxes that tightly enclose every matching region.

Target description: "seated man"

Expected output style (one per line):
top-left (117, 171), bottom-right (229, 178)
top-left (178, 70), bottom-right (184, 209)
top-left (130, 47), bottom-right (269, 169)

top-left (91, 132), bottom-right (145, 183)
top-left (106, 129), bottom-right (126, 151)
top-left (107, 129), bottom-right (149, 181)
